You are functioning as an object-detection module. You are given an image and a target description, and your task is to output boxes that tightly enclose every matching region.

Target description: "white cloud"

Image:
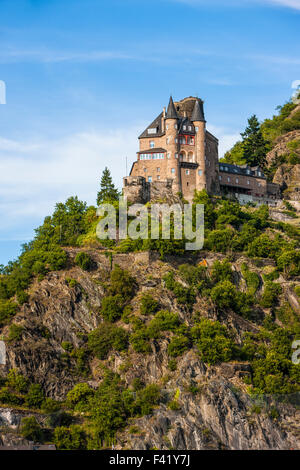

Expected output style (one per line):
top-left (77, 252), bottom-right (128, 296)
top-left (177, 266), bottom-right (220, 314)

top-left (207, 125), bottom-right (240, 158)
top-left (0, 121), bottom-right (239, 239)
top-left (0, 126), bottom-right (140, 238)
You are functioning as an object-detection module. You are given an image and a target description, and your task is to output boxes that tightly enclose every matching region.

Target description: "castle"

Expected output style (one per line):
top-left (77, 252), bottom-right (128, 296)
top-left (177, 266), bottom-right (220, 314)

top-left (123, 96), bottom-right (281, 205)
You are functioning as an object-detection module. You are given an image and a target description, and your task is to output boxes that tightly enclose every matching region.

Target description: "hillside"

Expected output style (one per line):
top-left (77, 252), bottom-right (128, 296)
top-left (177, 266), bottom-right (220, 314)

top-left (0, 191), bottom-right (299, 450)
top-left (222, 100), bottom-right (300, 200)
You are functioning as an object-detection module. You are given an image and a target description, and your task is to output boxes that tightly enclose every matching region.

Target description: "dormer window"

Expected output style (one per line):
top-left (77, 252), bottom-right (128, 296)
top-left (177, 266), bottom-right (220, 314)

top-left (148, 128), bottom-right (157, 135)
top-left (183, 125), bottom-right (186, 131)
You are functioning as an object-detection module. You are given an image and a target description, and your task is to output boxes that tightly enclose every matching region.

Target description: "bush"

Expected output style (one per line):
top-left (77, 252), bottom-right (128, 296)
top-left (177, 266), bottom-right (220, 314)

top-left (88, 323), bottom-right (129, 359)
top-left (41, 398), bottom-right (61, 414)
top-left (211, 260), bottom-right (233, 284)
top-left (147, 311), bottom-right (180, 339)
top-left (241, 263), bottom-right (260, 295)
top-left (191, 319), bottom-right (235, 365)
top-left (21, 417), bottom-right (43, 442)
top-left (135, 384), bottom-right (161, 416)
top-left (61, 341), bottom-right (73, 352)
top-left (101, 295), bottom-right (124, 322)
top-left (260, 282), bottom-right (282, 308)
top-left (54, 425), bottom-right (87, 450)
top-left (7, 369), bottom-right (29, 393)
top-left (16, 290), bottom-right (29, 305)
top-left (167, 335), bottom-right (190, 357)
top-left (66, 383), bottom-right (94, 411)
top-left (0, 300), bottom-right (18, 326)
top-left (25, 384), bottom-right (44, 409)
top-left (210, 280), bottom-right (236, 309)
top-left (108, 265), bottom-right (136, 301)
top-left (140, 293), bottom-right (159, 316)
top-left (130, 329), bottom-right (151, 354)
top-left (7, 324), bottom-right (24, 342)
top-left (75, 252), bottom-right (93, 271)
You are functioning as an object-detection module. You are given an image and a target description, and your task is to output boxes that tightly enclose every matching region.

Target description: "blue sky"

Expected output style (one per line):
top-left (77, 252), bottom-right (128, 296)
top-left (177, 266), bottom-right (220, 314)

top-left (0, 0), bottom-right (299, 265)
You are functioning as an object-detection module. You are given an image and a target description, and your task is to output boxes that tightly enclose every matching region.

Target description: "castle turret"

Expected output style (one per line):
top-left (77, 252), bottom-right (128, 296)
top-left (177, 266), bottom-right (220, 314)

top-left (165, 96), bottom-right (181, 194)
top-left (192, 99), bottom-right (206, 191)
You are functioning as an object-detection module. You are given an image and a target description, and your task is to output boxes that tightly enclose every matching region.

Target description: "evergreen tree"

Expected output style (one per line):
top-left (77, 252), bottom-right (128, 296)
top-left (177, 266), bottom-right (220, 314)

top-left (241, 115), bottom-right (268, 168)
top-left (97, 167), bottom-right (120, 206)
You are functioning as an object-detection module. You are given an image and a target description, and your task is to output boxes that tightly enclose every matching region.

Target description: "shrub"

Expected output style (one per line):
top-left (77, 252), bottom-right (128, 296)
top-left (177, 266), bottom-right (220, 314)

top-left (41, 398), bottom-right (61, 414)
top-left (108, 265), bottom-right (136, 301)
top-left (88, 323), bottom-right (129, 359)
top-left (211, 260), bottom-right (233, 284)
top-left (277, 250), bottom-right (300, 277)
top-left (54, 425), bottom-right (87, 450)
top-left (0, 387), bottom-right (22, 405)
top-left (7, 324), bottom-right (24, 342)
top-left (167, 335), bottom-right (190, 357)
top-left (168, 359), bottom-right (177, 371)
top-left (66, 383), bottom-right (94, 411)
top-left (147, 311), bottom-right (180, 339)
top-left (16, 290), bottom-right (29, 305)
top-left (25, 384), bottom-right (44, 409)
top-left (130, 329), bottom-right (151, 354)
top-left (61, 341), bottom-right (73, 352)
top-left (101, 295), bottom-right (124, 322)
top-left (0, 300), bottom-right (18, 326)
top-left (191, 319), bottom-right (235, 365)
top-left (135, 384), bottom-right (161, 416)
top-left (140, 293), bottom-right (159, 316)
top-left (241, 263), bottom-right (260, 295)
top-left (75, 252), bottom-right (93, 271)
top-left (210, 280), bottom-right (237, 310)
top-left (7, 369), bottom-right (29, 393)
top-left (260, 282), bottom-right (282, 308)
top-left (21, 417), bottom-right (43, 442)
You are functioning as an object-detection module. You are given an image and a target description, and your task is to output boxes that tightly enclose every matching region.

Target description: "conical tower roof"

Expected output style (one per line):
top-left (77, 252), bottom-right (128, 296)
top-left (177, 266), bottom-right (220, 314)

top-left (191, 99), bottom-right (205, 122)
top-left (166, 96), bottom-right (178, 119)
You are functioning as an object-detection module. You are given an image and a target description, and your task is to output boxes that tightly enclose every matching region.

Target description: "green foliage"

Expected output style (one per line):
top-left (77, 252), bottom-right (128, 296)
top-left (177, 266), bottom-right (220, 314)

top-left (21, 417), bottom-right (43, 442)
top-left (163, 272), bottom-right (196, 307)
top-left (0, 300), bottom-right (18, 326)
top-left (75, 252), bottom-right (93, 271)
top-left (221, 140), bottom-right (245, 165)
top-left (101, 295), bottom-right (124, 322)
top-left (61, 341), bottom-right (73, 352)
top-left (130, 329), bottom-right (151, 354)
top-left (240, 115), bottom-right (268, 167)
top-left (211, 259), bottom-right (233, 283)
top-left (211, 280), bottom-right (237, 309)
top-left (88, 323), bottom-right (129, 359)
top-left (191, 319), bottom-right (235, 365)
top-left (260, 282), bottom-right (282, 308)
top-left (25, 384), bottom-right (44, 408)
top-left (205, 228), bottom-right (235, 253)
top-left (277, 250), bottom-right (300, 277)
top-left (66, 383), bottom-right (94, 411)
top-left (147, 311), bottom-right (180, 339)
top-left (16, 290), bottom-right (29, 305)
top-left (241, 263), bottom-right (260, 295)
top-left (140, 293), bottom-right (159, 316)
top-left (97, 167), bottom-right (120, 206)
top-left (54, 425), bottom-right (87, 450)
top-left (167, 335), bottom-right (190, 357)
top-left (41, 398), bottom-right (61, 414)
top-left (7, 324), bottom-right (24, 342)
top-left (7, 369), bottom-right (29, 393)
top-left (108, 265), bottom-right (136, 301)
top-left (261, 101), bottom-right (297, 143)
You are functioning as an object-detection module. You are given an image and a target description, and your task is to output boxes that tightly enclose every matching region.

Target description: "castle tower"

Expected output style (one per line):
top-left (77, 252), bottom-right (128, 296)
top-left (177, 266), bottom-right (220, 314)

top-left (165, 96), bottom-right (181, 194)
top-left (191, 99), bottom-right (206, 191)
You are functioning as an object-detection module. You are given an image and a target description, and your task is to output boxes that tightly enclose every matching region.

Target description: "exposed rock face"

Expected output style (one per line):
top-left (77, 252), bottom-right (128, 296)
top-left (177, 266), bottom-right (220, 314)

top-left (0, 250), bottom-right (299, 449)
top-left (265, 129), bottom-right (300, 200)
top-left (119, 352), bottom-right (300, 450)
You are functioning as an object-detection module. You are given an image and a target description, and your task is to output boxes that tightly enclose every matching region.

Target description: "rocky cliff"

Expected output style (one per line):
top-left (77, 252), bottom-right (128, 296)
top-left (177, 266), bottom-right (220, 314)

top-left (0, 248), bottom-right (299, 450)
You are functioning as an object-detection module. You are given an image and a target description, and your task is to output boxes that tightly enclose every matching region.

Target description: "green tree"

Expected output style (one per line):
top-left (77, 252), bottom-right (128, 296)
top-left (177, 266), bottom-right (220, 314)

top-left (241, 115), bottom-right (268, 168)
top-left (20, 417), bottom-right (43, 442)
top-left (97, 167), bottom-right (120, 206)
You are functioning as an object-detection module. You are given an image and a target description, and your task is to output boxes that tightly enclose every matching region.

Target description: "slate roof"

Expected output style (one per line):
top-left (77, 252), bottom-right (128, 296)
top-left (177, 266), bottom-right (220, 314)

top-left (219, 162), bottom-right (266, 179)
top-left (138, 148), bottom-right (166, 154)
top-left (166, 96), bottom-right (178, 119)
top-left (191, 99), bottom-right (205, 122)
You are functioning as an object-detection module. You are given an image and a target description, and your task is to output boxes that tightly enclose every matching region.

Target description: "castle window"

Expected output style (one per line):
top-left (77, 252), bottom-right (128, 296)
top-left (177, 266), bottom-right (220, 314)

top-left (175, 138), bottom-right (178, 143)
top-left (148, 176), bottom-right (152, 182)
top-left (166, 124), bottom-right (169, 130)
top-left (166, 137), bottom-right (170, 144)
top-left (186, 170), bottom-right (190, 175)
top-left (171, 168), bottom-right (175, 173)
top-left (167, 153), bottom-right (170, 159)
top-left (220, 165), bottom-right (224, 171)
top-left (144, 168), bottom-right (147, 172)
top-left (227, 177), bottom-right (230, 182)
top-left (195, 126), bottom-right (199, 132)
top-left (188, 126), bottom-right (192, 131)
top-left (148, 128), bottom-right (157, 135)
top-left (219, 175), bottom-right (222, 181)
top-left (236, 178), bottom-right (239, 183)
top-left (198, 170), bottom-right (202, 176)
top-left (183, 125), bottom-right (186, 131)
top-left (174, 124), bottom-right (178, 129)
top-left (175, 153), bottom-right (178, 159)
top-left (247, 180), bottom-right (250, 185)
top-left (157, 167), bottom-right (160, 172)
top-left (157, 175), bottom-right (160, 180)
top-left (150, 141), bottom-right (155, 148)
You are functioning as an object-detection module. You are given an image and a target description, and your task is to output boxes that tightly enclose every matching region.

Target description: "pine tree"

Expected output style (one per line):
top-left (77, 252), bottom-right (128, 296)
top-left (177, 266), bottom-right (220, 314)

top-left (241, 115), bottom-right (268, 168)
top-left (97, 167), bottom-right (120, 206)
